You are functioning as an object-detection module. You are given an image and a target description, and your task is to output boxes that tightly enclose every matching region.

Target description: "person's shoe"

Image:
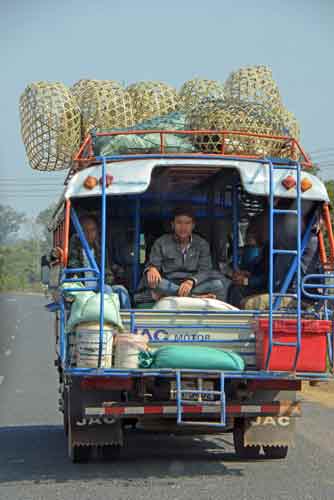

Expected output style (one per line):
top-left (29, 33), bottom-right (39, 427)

top-left (192, 293), bottom-right (216, 299)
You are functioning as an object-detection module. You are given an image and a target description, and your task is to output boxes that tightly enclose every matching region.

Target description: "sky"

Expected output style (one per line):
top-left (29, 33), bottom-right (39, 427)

top-left (0, 0), bottom-right (333, 217)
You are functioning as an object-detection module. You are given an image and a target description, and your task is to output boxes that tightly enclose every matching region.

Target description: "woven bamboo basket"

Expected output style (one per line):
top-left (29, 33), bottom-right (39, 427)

top-left (20, 81), bottom-right (81, 171)
top-left (70, 79), bottom-right (107, 102)
top-left (77, 80), bottom-right (135, 136)
top-left (224, 65), bottom-right (283, 116)
top-left (126, 81), bottom-right (179, 124)
top-left (277, 107), bottom-right (301, 160)
top-left (187, 98), bottom-right (284, 156)
top-left (281, 108), bottom-right (300, 140)
top-left (179, 78), bottom-right (224, 112)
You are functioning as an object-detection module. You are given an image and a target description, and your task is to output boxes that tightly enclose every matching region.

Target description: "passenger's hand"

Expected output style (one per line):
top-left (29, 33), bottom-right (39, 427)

top-left (178, 279), bottom-right (194, 297)
top-left (232, 270), bottom-right (249, 285)
top-left (147, 267), bottom-right (162, 288)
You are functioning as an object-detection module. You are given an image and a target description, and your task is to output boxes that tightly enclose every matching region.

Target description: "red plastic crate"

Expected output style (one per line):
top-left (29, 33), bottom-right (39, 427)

top-left (256, 319), bottom-right (330, 372)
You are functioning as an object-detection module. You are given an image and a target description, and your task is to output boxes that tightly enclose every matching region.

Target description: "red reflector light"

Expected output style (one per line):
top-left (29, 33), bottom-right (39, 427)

top-left (282, 175), bottom-right (296, 190)
top-left (248, 380), bottom-right (301, 391)
top-left (81, 377), bottom-right (133, 391)
top-left (99, 174), bottom-right (114, 187)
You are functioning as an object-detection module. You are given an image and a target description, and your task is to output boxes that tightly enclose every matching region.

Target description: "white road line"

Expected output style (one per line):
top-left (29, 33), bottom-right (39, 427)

top-left (0, 376), bottom-right (4, 385)
top-left (4, 349), bottom-right (12, 357)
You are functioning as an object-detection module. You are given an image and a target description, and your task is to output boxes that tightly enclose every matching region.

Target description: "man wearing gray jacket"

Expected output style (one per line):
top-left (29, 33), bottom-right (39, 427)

top-left (136, 206), bottom-right (225, 303)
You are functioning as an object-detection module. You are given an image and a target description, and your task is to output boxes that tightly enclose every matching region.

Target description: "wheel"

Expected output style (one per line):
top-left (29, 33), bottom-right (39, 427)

top-left (67, 412), bottom-right (92, 463)
top-left (263, 445), bottom-right (289, 459)
top-left (63, 392), bottom-right (69, 436)
top-left (69, 444), bottom-right (92, 463)
top-left (100, 445), bottom-right (122, 461)
top-left (233, 426), bottom-right (261, 459)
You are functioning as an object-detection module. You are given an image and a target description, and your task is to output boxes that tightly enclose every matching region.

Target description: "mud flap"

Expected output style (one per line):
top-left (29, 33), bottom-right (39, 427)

top-left (244, 416), bottom-right (296, 447)
top-left (70, 417), bottom-right (123, 447)
top-left (67, 380), bottom-right (123, 447)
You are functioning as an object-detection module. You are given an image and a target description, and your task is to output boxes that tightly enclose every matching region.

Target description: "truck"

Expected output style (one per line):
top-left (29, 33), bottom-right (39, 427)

top-left (42, 128), bottom-right (334, 462)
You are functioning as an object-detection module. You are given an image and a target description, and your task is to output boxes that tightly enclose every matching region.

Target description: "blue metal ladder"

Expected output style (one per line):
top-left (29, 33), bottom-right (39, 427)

top-left (267, 160), bottom-right (302, 371)
top-left (175, 371), bottom-right (226, 427)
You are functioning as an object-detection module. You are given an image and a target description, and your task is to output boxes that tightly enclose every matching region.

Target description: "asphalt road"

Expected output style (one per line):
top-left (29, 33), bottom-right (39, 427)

top-left (0, 293), bottom-right (334, 500)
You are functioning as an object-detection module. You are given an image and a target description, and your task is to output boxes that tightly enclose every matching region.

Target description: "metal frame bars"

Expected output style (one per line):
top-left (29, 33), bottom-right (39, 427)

top-left (266, 160), bottom-right (302, 371)
top-left (232, 180), bottom-right (239, 270)
top-left (70, 207), bottom-right (100, 274)
top-left (273, 212), bottom-right (317, 310)
top-left (132, 196), bottom-right (141, 292)
top-left (73, 130), bottom-right (313, 171)
top-left (175, 370), bottom-right (226, 427)
top-left (98, 157), bottom-right (107, 368)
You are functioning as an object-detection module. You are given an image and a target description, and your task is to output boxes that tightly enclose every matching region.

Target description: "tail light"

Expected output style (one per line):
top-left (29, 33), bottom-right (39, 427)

top-left (282, 175), bottom-right (296, 190)
top-left (81, 377), bottom-right (133, 391)
top-left (83, 176), bottom-right (98, 189)
top-left (247, 380), bottom-right (301, 391)
top-left (301, 178), bottom-right (312, 192)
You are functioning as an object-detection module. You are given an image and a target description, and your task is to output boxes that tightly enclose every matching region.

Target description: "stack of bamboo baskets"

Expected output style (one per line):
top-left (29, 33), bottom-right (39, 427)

top-left (19, 66), bottom-right (300, 171)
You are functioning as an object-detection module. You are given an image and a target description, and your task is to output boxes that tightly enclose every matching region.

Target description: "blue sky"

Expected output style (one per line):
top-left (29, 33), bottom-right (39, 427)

top-left (1, 0), bottom-right (333, 216)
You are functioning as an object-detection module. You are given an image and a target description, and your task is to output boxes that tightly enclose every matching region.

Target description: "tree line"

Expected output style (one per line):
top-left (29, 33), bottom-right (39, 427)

top-left (0, 204), bottom-right (53, 292)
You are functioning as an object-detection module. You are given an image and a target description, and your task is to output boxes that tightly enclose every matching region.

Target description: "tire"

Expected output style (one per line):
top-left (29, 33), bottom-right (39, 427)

top-left (263, 445), bottom-right (289, 460)
top-left (63, 392), bottom-right (69, 436)
top-left (100, 445), bottom-right (122, 461)
top-left (67, 410), bottom-right (92, 463)
top-left (233, 426), bottom-right (261, 460)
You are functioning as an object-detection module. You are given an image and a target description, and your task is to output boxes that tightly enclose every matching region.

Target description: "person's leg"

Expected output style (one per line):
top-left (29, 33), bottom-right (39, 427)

top-left (153, 278), bottom-right (180, 297)
top-left (192, 279), bottom-right (227, 301)
top-left (226, 284), bottom-right (249, 308)
top-left (110, 285), bottom-right (132, 309)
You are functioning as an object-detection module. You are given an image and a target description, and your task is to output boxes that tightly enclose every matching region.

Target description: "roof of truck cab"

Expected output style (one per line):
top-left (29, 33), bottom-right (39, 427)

top-left (63, 158), bottom-right (329, 203)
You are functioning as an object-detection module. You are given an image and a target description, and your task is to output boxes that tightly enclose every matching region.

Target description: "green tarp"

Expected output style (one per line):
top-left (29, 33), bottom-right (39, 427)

top-left (93, 112), bottom-right (196, 156)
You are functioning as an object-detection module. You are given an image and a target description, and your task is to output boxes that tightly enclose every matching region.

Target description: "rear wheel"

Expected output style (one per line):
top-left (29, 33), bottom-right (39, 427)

top-left (63, 392), bottom-right (69, 436)
top-left (67, 408), bottom-right (92, 463)
top-left (69, 444), bottom-right (92, 463)
top-left (100, 445), bottom-right (122, 461)
top-left (233, 426), bottom-right (261, 459)
top-left (263, 445), bottom-right (289, 459)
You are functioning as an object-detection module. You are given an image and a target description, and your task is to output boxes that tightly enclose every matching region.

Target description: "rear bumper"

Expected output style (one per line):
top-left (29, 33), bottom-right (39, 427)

top-left (85, 400), bottom-right (301, 419)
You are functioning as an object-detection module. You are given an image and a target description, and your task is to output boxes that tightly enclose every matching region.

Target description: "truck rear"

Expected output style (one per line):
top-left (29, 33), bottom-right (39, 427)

top-left (43, 129), bottom-right (333, 462)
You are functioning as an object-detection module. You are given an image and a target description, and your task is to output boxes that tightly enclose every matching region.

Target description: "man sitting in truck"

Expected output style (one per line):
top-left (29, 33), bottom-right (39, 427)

top-left (135, 206), bottom-right (226, 303)
top-left (68, 215), bottom-right (131, 308)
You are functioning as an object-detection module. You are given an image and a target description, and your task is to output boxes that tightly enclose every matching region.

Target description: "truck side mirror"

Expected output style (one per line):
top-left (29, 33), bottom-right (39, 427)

top-left (41, 255), bottom-right (50, 285)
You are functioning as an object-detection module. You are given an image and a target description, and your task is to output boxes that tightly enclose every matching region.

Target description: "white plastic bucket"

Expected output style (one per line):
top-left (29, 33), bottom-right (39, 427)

top-left (75, 322), bottom-right (114, 368)
top-left (114, 334), bottom-right (148, 369)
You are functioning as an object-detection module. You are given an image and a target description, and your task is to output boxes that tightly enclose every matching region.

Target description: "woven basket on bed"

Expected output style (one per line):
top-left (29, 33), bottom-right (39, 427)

top-left (224, 65), bottom-right (283, 116)
top-left (126, 81), bottom-right (179, 124)
top-left (73, 80), bottom-right (135, 136)
top-left (20, 81), bottom-right (81, 171)
top-left (179, 78), bottom-right (225, 112)
top-left (187, 97), bottom-right (284, 156)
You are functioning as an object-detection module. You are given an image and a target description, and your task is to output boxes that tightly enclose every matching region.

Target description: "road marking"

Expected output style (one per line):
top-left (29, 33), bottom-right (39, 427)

top-left (0, 376), bottom-right (4, 385)
top-left (4, 349), bottom-right (12, 357)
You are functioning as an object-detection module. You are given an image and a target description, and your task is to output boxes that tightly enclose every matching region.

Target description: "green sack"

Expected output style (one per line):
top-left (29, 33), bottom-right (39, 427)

top-left (141, 346), bottom-right (245, 371)
top-left (94, 112), bottom-right (196, 155)
top-left (62, 282), bottom-right (123, 332)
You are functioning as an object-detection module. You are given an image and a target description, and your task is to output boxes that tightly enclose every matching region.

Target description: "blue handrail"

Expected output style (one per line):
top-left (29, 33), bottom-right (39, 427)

top-left (266, 160), bottom-right (302, 371)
